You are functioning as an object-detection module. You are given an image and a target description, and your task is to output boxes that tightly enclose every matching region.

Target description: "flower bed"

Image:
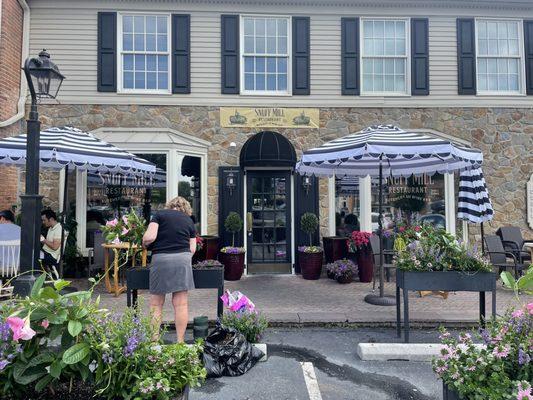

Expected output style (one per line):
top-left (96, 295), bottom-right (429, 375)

top-left (0, 275), bottom-right (206, 400)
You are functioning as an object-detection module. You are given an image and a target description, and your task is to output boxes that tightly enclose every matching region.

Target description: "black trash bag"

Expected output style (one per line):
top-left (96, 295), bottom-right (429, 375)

top-left (202, 324), bottom-right (264, 378)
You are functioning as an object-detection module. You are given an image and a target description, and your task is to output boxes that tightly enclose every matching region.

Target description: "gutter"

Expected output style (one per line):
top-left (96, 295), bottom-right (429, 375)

top-left (0, 0), bottom-right (29, 128)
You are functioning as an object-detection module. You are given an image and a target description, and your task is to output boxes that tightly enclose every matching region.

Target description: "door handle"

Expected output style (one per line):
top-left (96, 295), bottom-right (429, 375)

top-left (247, 212), bottom-right (253, 232)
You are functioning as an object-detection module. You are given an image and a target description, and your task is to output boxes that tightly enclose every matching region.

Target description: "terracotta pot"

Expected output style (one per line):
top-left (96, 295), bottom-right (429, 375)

top-left (336, 274), bottom-right (353, 284)
top-left (356, 247), bottom-right (374, 283)
top-left (298, 250), bottom-right (323, 280)
top-left (219, 252), bottom-right (245, 281)
top-left (322, 236), bottom-right (348, 263)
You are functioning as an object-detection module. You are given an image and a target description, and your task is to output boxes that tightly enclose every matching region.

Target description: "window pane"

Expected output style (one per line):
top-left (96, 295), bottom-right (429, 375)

top-left (395, 59), bottom-right (405, 74)
top-left (267, 74), bottom-right (276, 90)
top-left (146, 55), bottom-right (157, 71)
top-left (245, 57), bottom-right (254, 73)
top-left (146, 34), bottom-right (156, 51)
top-left (277, 74), bottom-right (287, 91)
top-left (363, 39), bottom-right (374, 56)
top-left (362, 74), bottom-right (373, 91)
top-left (396, 39), bottom-right (405, 55)
top-left (374, 74), bottom-right (383, 91)
top-left (385, 21), bottom-right (395, 37)
top-left (135, 72), bottom-right (145, 89)
top-left (157, 34), bottom-right (167, 52)
top-left (395, 21), bottom-right (405, 37)
top-left (509, 39), bottom-right (519, 56)
top-left (374, 59), bottom-right (383, 74)
top-left (363, 20), bottom-right (373, 37)
top-left (498, 74), bottom-right (508, 90)
top-left (256, 57), bottom-right (265, 73)
top-left (267, 36), bottom-right (276, 53)
top-left (498, 58), bottom-right (508, 74)
top-left (244, 36), bottom-right (254, 53)
top-left (384, 74), bottom-right (394, 91)
top-left (363, 59), bottom-right (372, 74)
top-left (509, 74), bottom-right (519, 90)
top-left (158, 55), bottom-right (167, 72)
top-left (374, 39), bottom-right (384, 55)
top-left (477, 58), bottom-right (487, 74)
top-left (488, 74), bottom-right (498, 90)
top-left (509, 58), bottom-right (519, 74)
top-left (123, 16), bottom-right (134, 33)
top-left (487, 22), bottom-right (497, 39)
top-left (497, 22), bottom-right (507, 39)
top-left (498, 39), bottom-right (508, 56)
top-left (123, 72), bottom-right (134, 88)
top-left (478, 21), bottom-right (487, 39)
top-left (157, 16), bottom-right (167, 34)
top-left (244, 18), bottom-right (254, 35)
top-left (147, 72), bottom-right (157, 89)
top-left (508, 22), bottom-right (518, 38)
top-left (245, 73), bottom-right (254, 90)
top-left (278, 19), bottom-right (287, 36)
top-left (278, 36), bottom-right (287, 54)
top-left (488, 39), bottom-right (498, 55)
top-left (395, 75), bottom-right (405, 92)
top-left (267, 58), bottom-right (276, 73)
top-left (158, 72), bottom-right (168, 89)
top-left (256, 73), bottom-right (265, 90)
top-left (385, 39), bottom-right (395, 55)
top-left (123, 54), bottom-right (134, 70)
top-left (478, 39), bottom-right (488, 56)
top-left (146, 16), bottom-right (157, 33)
top-left (374, 21), bottom-right (384, 37)
top-left (256, 36), bottom-right (265, 53)
top-left (134, 16), bottom-right (145, 33)
top-left (384, 59), bottom-right (394, 74)
top-left (123, 34), bottom-right (133, 51)
top-left (135, 54), bottom-right (145, 70)
top-left (267, 19), bottom-right (276, 36)
top-left (278, 58), bottom-right (287, 74)
top-left (478, 74), bottom-right (487, 91)
top-left (256, 18), bottom-right (266, 36)
top-left (134, 34), bottom-right (144, 51)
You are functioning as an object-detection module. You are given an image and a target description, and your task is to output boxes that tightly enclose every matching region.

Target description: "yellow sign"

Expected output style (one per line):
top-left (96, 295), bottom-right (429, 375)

top-left (220, 107), bottom-right (319, 128)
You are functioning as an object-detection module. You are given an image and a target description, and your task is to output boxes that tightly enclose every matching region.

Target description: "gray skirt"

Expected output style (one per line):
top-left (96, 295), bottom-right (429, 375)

top-left (149, 252), bottom-right (195, 294)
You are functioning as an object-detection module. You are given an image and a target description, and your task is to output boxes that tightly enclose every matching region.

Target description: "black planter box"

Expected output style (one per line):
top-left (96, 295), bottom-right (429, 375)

top-left (443, 383), bottom-right (462, 400)
top-left (126, 267), bottom-right (224, 317)
top-left (396, 270), bottom-right (497, 343)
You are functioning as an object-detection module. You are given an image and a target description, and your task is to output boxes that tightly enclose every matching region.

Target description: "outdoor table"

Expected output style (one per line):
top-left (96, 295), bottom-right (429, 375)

top-left (102, 243), bottom-right (147, 297)
top-left (396, 271), bottom-right (497, 343)
top-left (126, 267), bottom-right (224, 318)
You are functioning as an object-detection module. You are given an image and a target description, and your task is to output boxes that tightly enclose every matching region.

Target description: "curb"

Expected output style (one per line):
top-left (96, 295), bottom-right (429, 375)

top-left (357, 343), bottom-right (485, 362)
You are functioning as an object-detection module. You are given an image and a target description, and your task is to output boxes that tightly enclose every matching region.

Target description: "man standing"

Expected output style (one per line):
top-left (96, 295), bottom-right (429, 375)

top-left (40, 210), bottom-right (62, 269)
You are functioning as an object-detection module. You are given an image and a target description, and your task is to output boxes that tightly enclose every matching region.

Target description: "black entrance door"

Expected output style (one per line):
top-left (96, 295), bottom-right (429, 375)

top-left (246, 171), bottom-right (292, 274)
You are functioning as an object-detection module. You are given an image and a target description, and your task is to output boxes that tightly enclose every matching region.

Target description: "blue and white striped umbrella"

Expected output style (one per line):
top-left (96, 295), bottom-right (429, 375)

top-left (457, 168), bottom-right (494, 223)
top-left (297, 125), bottom-right (483, 178)
top-left (0, 126), bottom-right (155, 177)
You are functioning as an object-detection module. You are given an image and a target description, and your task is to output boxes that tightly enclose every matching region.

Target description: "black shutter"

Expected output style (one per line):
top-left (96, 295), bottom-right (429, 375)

top-left (292, 16), bottom-right (310, 95)
top-left (221, 15), bottom-right (239, 94)
top-left (524, 20), bottom-right (533, 95)
top-left (218, 167), bottom-right (244, 247)
top-left (97, 12), bottom-right (117, 92)
top-left (341, 18), bottom-right (360, 95)
top-left (457, 18), bottom-right (476, 95)
top-left (172, 14), bottom-right (190, 94)
top-left (411, 18), bottom-right (429, 95)
top-left (294, 174), bottom-right (319, 273)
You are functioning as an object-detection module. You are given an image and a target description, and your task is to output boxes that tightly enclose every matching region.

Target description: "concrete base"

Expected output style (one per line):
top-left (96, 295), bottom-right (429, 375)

top-left (356, 343), bottom-right (484, 362)
top-left (364, 293), bottom-right (396, 306)
top-left (253, 343), bottom-right (268, 362)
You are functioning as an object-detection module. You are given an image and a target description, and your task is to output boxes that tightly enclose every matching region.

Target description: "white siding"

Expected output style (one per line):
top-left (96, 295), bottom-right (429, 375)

top-left (28, 0), bottom-right (533, 107)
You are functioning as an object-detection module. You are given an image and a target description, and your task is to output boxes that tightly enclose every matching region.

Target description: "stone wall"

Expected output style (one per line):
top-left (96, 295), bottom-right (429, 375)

top-left (37, 105), bottom-right (533, 239)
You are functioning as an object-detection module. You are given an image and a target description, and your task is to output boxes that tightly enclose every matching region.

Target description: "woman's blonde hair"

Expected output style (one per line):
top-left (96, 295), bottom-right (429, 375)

top-left (166, 196), bottom-right (193, 216)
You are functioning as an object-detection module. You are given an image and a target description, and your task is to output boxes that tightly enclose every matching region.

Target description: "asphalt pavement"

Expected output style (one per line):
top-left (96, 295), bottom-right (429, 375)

top-left (179, 327), bottom-right (457, 400)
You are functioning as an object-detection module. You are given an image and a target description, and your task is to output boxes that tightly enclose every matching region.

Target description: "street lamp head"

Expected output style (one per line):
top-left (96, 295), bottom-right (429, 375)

top-left (24, 49), bottom-right (65, 102)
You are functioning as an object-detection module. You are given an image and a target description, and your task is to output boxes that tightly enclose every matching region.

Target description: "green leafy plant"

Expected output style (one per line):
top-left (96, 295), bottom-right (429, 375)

top-left (300, 212), bottom-right (319, 247)
top-left (224, 212), bottom-right (243, 247)
top-left (501, 264), bottom-right (533, 297)
top-left (220, 311), bottom-right (268, 344)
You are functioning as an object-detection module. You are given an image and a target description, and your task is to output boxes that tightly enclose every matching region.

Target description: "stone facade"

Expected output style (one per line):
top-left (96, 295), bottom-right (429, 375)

top-left (36, 104), bottom-right (533, 240)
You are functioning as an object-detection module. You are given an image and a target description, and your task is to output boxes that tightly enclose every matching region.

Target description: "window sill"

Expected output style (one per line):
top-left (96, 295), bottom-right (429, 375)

top-left (239, 91), bottom-right (293, 97)
top-left (116, 90), bottom-right (174, 96)
top-left (475, 92), bottom-right (526, 97)
top-left (360, 93), bottom-right (411, 97)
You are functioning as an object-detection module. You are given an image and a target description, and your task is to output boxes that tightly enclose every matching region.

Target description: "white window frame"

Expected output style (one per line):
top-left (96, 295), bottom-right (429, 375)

top-left (239, 14), bottom-right (292, 96)
top-left (475, 18), bottom-right (526, 96)
top-left (117, 12), bottom-right (172, 94)
top-left (360, 17), bottom-right (411, 97)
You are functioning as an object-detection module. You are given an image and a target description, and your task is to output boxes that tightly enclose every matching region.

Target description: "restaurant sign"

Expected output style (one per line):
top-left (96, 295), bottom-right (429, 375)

top-left (220, 107), bottom-right (319, 128)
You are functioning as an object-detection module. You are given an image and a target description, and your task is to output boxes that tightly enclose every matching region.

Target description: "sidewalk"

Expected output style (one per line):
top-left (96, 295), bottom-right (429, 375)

top-left (85, 274), bottom-right (531, 325)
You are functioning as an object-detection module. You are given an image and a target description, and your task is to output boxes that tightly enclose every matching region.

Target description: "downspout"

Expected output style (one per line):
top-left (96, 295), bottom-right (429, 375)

top-left (0, 0), bottom-right (30, 128)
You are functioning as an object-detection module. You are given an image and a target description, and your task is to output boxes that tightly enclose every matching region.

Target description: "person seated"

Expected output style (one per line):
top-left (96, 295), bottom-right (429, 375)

top-left (0, 210), bottom-right (21, 241)
top-left (40, 210), bottom-right (63, 271)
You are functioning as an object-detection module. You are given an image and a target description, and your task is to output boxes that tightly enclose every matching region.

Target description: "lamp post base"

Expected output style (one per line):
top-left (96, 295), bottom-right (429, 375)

top-left (364, 293), bottom-right (396, 306)
top-left (12, 274), bottom-right (37, 297)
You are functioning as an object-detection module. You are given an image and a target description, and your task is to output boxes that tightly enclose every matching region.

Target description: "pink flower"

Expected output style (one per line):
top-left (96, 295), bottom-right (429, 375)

top-left (399, 226), bottom-right (405, 232)
top-left (512, 309), bottom-right (524, 318)
top-left (7, 316), bottom-right (36, 341)
top-left (414, 226), bottom-right (421, 232)
top-left (122, 215), bottom-right (128, 224)
top-left (40, 320), bottom-right (49, 329)
top-left (122, 227), bottom-right (129, 235)
top-left (106, 218), bottom-right (118, 227)
top-left (527, 303), bottom-right (533, 315)
top-left (517, 382), bottom-right (532, 400)
top-left (492, 344), bottom-right (510, 359)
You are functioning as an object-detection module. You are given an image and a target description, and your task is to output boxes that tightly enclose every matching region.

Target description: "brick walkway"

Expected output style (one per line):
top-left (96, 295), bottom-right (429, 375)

top-left (80, 274), bottom-right (531, 326)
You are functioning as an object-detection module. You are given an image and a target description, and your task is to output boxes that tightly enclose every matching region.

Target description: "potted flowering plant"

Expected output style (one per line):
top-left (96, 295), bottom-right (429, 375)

top-left (101, 209), bottom-right (146, 247)
top-left (298, 212), bottom-right (323, 280)
top-left (433, 302), bottom-right (533, 400)
top-left (219, 212), bottom-right (245, 281)
top-left (347, 231), bottom-right (373, 282)
top-left (325, 259), bottom-right (358, 284)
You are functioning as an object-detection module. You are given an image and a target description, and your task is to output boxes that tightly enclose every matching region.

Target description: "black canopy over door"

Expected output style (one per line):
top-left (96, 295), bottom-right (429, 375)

top-left (246, 171), bottom-right (292, 274)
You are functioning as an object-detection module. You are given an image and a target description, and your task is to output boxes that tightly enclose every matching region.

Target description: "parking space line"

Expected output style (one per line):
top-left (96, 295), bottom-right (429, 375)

top-left (300, 362), bottom-right (323, 400)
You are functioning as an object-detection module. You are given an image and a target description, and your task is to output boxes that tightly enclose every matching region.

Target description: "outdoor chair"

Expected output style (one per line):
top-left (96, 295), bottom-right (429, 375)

top-left (369, 235), bottom-right (395, 289)
top-left (496, 227), bottom-right (532, 264)
top-left (0, 239), bottom-right (20, 278)
top-left (88, 230), bottom-right (105, 277)
top-left (484, 235), bottom-right (525, 279)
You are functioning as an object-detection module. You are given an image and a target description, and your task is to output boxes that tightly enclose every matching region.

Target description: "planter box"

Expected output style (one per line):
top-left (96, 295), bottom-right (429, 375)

top-left (193, 266), bottom-right (224, 289)
top-left (396, 270), bottom-right (497, 343)
top-left (443, 383), bottom-right (462, 400)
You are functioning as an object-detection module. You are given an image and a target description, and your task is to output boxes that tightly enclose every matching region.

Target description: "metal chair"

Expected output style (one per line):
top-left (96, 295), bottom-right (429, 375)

top-left (369, 234), bottom-right (395, 289)
top-left (496, 227), bottom-right (532, 263)
top-left (484, 234), bottom-right (525, 279)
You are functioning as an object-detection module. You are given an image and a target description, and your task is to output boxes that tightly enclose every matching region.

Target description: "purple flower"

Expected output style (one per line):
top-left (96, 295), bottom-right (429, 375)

top-left (102, 352), bottom-right (114, 364)
top-left (0, 359), bottom-right (9, 370)
top-left (518, 347), bottom-right (531, 365)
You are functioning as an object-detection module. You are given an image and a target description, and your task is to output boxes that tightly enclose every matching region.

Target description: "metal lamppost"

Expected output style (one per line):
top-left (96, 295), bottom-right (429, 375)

top-left (13, 50), bottom-right (64, 296)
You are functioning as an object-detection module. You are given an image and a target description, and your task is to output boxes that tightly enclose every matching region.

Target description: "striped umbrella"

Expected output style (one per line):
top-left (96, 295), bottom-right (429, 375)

top-left (457, 168), bottom-right (494, 253)
top-left (296, 125), bottom-right (485, 306)
top-left (0, 126), bottom-right (155, 176)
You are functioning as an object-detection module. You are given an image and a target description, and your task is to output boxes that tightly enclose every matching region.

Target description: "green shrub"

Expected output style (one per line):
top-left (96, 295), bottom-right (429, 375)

top-left (300, 212), bottom-right (319, 246)
top-left (220, 311), bottom-right (268, 343)
top-left (224, 212), bottom-right (243, 247)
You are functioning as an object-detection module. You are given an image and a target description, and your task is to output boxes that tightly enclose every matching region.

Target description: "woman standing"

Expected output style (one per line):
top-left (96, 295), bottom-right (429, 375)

top-left (142, 196), bottom-right (196, 342)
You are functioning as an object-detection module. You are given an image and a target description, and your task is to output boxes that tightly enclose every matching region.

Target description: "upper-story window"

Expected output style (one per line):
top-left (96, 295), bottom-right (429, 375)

top-left (361, 19), bottom-right (409, 95)
top-left (241, 16), bottom-right (291, 95)
top-left (118, 13), bottom-right (171, 93)
top-left (476, 19), bottom-right (524, 94)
